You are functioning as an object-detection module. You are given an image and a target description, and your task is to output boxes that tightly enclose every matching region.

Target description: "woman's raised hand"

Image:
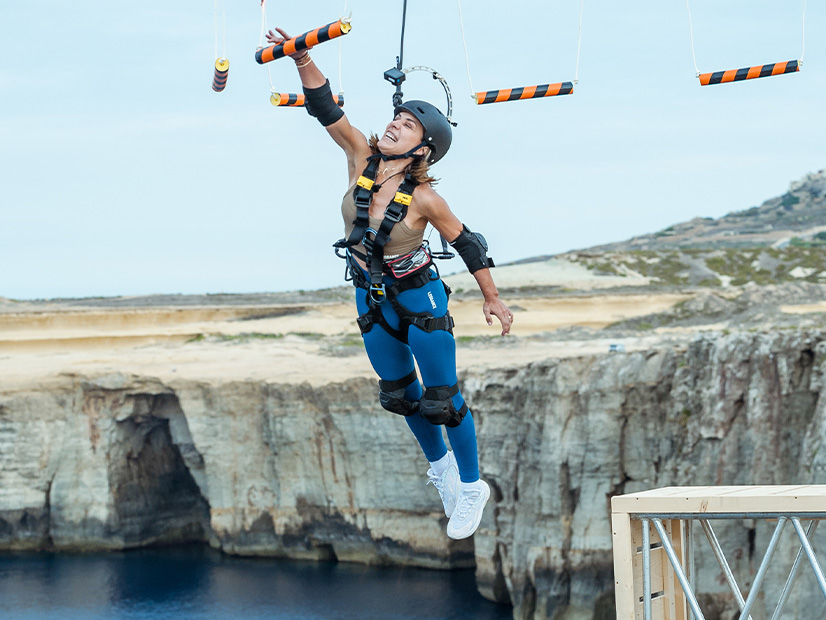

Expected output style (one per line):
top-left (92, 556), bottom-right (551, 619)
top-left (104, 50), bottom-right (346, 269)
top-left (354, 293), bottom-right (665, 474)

top-left (265, 27), bottom-right (307, 60)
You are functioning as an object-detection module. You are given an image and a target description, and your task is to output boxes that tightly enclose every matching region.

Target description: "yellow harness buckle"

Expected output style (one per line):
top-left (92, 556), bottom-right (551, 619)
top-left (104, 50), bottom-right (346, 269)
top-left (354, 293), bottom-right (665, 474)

top-left (394, 191), bottom-right (413, 206)
top-left (357, 176), bottom-right (374, 190)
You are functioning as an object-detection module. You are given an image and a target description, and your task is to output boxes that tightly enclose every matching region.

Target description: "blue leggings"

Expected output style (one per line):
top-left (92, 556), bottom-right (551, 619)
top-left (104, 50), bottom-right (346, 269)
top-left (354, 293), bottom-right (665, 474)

top-left (355, 268), bottom-right (479, 483)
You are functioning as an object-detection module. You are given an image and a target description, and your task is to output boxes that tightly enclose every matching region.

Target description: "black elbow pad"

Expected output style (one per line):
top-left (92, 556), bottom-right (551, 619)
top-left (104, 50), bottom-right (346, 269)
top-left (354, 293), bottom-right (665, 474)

top-left (450, 224), bottom-right (495, 273)
top-left (303, 79), bottom-right (344, 127)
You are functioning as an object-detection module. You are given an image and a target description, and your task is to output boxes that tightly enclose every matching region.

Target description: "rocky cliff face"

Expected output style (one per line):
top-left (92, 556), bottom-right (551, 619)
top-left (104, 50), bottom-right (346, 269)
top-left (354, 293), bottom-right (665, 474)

top-left (470, 331), bottom-right (826, 619)
top-left (2, 331), bottom-right (826, 619)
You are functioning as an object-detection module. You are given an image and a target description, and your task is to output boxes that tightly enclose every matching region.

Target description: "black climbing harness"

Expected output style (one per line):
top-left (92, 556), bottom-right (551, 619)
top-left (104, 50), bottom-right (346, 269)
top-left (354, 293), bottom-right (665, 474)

top-left (334, 156), bottom-right (454, 343)
top-left (345, 250), bottom-right (454, 344)
top-left (334, 154), bottom-right (421, 303)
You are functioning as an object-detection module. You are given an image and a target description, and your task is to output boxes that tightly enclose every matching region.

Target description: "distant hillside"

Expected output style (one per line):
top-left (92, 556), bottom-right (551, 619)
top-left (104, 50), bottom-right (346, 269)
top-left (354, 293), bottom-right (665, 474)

top-left (502, 169), bottom-right (826, 290)
top-left (588, 169), bottom-right (826, 252)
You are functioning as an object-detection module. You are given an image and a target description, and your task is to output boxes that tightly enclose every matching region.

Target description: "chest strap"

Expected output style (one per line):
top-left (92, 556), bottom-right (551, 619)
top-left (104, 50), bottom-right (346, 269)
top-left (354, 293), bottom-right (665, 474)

top-left (335, 155), bottom-right (381, 251)
top-left (366, 173), bottom-right (418, 305)
top-left (333, 157), bottom-right (419, 306)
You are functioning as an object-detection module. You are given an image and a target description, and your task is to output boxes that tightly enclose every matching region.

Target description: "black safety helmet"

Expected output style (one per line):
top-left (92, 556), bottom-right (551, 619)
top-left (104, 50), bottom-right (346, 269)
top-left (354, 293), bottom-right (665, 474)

top-left (393, 100), bottom-right (453, 164)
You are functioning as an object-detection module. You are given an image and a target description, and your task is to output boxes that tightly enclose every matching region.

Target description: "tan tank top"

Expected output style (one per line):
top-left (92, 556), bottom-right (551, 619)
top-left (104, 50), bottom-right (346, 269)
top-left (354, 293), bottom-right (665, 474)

top-left (340, 182), bottom-right (425, 257)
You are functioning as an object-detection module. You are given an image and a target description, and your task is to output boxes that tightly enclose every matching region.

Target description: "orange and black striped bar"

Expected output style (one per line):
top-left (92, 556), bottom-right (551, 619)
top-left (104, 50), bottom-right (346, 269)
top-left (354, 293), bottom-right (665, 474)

top-left (255, 19), bottom-right (352, 65)
top-left (212, 58), bottom-right (229, 92)
top-left (699, 60), bottom-right (799, 86)
top-left (270, 93), bottom-right (345, 107)
top-left (474, 82), bottom-right (574, 105)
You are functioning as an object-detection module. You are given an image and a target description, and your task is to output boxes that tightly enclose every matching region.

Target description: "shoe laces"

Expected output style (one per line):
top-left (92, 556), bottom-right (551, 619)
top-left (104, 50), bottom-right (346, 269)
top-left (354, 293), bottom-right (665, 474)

top-left (426, 469), bottom-right (445, 498)
top-left (454, 489), bottom-right (483, 520)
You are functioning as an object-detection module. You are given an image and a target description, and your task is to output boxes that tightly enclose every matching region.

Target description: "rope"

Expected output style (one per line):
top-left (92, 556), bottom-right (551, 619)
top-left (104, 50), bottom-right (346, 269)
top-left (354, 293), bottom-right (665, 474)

top-left (257, 0), bottom-right (268, 48)
top-left (399, 0), bottom-right (408, 69)
top-left (214, 0), bottom-right (219, 59)
top-left (338, 0), bottom-right (347, 95)
top-left (258, 0), bottom-right (277, 92)
top-left (390, 0), bottom-right (409, 106)
top-left (685, 0), bottom-right (806, 75)
top-left (456, 0), bottom-right (476, 98)
top-left (574, 0), bottom-right (584, 84)
top-left (214, 0), bottom-right (226, 59)
top-left (684, 0), bottom-right (700, 76)
top-left (457, 0), bottom-right (584, 96)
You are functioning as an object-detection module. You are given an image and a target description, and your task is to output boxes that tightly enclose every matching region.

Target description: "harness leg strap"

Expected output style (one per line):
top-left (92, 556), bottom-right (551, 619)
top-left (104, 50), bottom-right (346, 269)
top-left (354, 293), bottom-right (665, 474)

top-left (378, 369), bottom-right (420, 416)
top-left (356, 305), bottom-right (408, 343)
top-left (419, 383), bottom-right (468, 427)
top-left (389, 298), bottom-right (454, 335)
top-left (408, 311), bottom-right (454, 334)
top-left (356, 312), bottom-right (374, 334)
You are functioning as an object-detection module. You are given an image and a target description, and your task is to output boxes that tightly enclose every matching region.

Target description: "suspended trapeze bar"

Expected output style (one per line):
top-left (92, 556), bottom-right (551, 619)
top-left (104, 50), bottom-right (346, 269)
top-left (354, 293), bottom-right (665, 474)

top-left (212, 58), bottom-right (229, 92)
top-left (211, 0), bottom-right (229, 93)
top-left (256, 2), bottom-right (348, 108)
top-left (474, 82), bottom-right (574, 105)
top-left (686, 0), bottom-right (806, 86)
top-left (698, 60), bottom-right (800, 86)
top-left (456, 0), bottom-right (583, 105)
top-left (255, 18), bottom-right (352, 65)
top-left (270, 93), bottom-right (344, 107)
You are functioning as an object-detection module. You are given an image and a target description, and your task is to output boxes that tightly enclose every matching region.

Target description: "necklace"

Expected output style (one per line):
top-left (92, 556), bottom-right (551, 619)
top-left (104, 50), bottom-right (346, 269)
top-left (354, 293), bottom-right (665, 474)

top-left (382, 164), bottom-right (401, 176)
top-left (378, 162), bottom-right (406, 181)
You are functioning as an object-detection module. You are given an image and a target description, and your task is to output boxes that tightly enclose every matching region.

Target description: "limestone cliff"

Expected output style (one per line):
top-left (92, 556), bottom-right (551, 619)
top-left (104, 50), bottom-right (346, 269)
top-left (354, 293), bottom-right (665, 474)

top-left (2, 331), bottom-right (826, 619)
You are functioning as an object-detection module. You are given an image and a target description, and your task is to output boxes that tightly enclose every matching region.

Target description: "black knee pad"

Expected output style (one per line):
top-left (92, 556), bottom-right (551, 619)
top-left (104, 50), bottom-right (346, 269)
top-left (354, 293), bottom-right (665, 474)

top-left (419, 384), bottom-right (468, 427)
top-left (378, 370), bottom-right (419, 417)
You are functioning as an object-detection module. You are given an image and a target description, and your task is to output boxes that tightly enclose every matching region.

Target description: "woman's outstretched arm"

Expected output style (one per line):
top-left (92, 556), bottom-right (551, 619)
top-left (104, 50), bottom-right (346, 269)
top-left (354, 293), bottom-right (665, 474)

top-left (267, 27), bottom-right (371, 180)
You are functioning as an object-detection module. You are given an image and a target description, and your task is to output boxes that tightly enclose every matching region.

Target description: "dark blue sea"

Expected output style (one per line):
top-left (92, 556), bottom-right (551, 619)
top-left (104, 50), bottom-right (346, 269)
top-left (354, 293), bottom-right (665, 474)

top-left (0, 547), bottom-right (513, 620)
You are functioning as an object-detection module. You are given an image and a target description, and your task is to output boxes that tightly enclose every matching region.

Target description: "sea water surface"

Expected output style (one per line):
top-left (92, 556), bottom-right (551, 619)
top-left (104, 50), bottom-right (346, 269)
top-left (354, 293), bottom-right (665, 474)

top-left (0, 547), bottom-right (512, 620)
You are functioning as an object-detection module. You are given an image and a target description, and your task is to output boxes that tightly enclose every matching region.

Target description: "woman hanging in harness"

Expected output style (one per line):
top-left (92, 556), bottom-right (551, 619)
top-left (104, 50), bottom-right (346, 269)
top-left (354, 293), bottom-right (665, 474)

top-left (267, 27), bottom-right (513, 540)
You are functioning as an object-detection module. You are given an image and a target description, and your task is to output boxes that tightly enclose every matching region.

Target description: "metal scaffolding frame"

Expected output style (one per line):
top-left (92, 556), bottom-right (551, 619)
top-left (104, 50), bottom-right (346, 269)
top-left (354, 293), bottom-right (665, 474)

top-left (638, 513), bottom-right (826, 620)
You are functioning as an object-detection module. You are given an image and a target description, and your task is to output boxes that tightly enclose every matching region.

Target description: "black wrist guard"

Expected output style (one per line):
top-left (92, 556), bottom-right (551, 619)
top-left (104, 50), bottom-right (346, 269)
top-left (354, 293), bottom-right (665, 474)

top-left (303, 79), bottom-right (344, 127)
top-left (450, 224), bottom-right (495, 274)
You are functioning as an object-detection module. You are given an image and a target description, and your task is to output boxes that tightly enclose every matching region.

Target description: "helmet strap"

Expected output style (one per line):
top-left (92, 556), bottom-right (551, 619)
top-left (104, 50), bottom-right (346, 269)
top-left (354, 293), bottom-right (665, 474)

top-left (380, 141), bottom-right (428, 162)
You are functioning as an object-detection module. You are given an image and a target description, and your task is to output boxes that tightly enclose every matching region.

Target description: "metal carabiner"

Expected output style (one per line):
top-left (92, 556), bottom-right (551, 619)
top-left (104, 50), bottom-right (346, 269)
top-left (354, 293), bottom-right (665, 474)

top-left (369, 282), bottom-right (387, 305)
top-left (362, 227), bottom-right (378, 254)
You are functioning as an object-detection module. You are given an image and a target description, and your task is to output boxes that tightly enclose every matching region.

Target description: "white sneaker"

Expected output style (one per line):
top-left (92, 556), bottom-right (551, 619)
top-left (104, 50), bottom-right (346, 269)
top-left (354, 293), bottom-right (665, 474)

top-left (426, 451), bottom-right (460, 517)
top-left (446, 480), bottom-right (490, 540)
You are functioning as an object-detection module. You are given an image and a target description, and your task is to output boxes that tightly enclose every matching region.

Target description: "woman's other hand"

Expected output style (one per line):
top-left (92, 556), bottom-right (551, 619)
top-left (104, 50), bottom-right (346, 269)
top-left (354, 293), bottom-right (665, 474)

top-left (483, 297), bottom-right (513, 336)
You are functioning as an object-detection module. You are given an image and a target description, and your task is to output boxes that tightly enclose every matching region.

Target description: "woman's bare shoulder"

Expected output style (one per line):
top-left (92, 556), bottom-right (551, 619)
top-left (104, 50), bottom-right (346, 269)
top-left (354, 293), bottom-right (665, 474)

top-left (413, 183), bottom-right (449, 212)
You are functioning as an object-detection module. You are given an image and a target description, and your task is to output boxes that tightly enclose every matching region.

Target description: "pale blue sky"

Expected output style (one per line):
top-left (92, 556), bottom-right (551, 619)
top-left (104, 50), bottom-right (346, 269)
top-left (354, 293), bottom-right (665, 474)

top-left (2, 0), bottom-right (822, 299)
